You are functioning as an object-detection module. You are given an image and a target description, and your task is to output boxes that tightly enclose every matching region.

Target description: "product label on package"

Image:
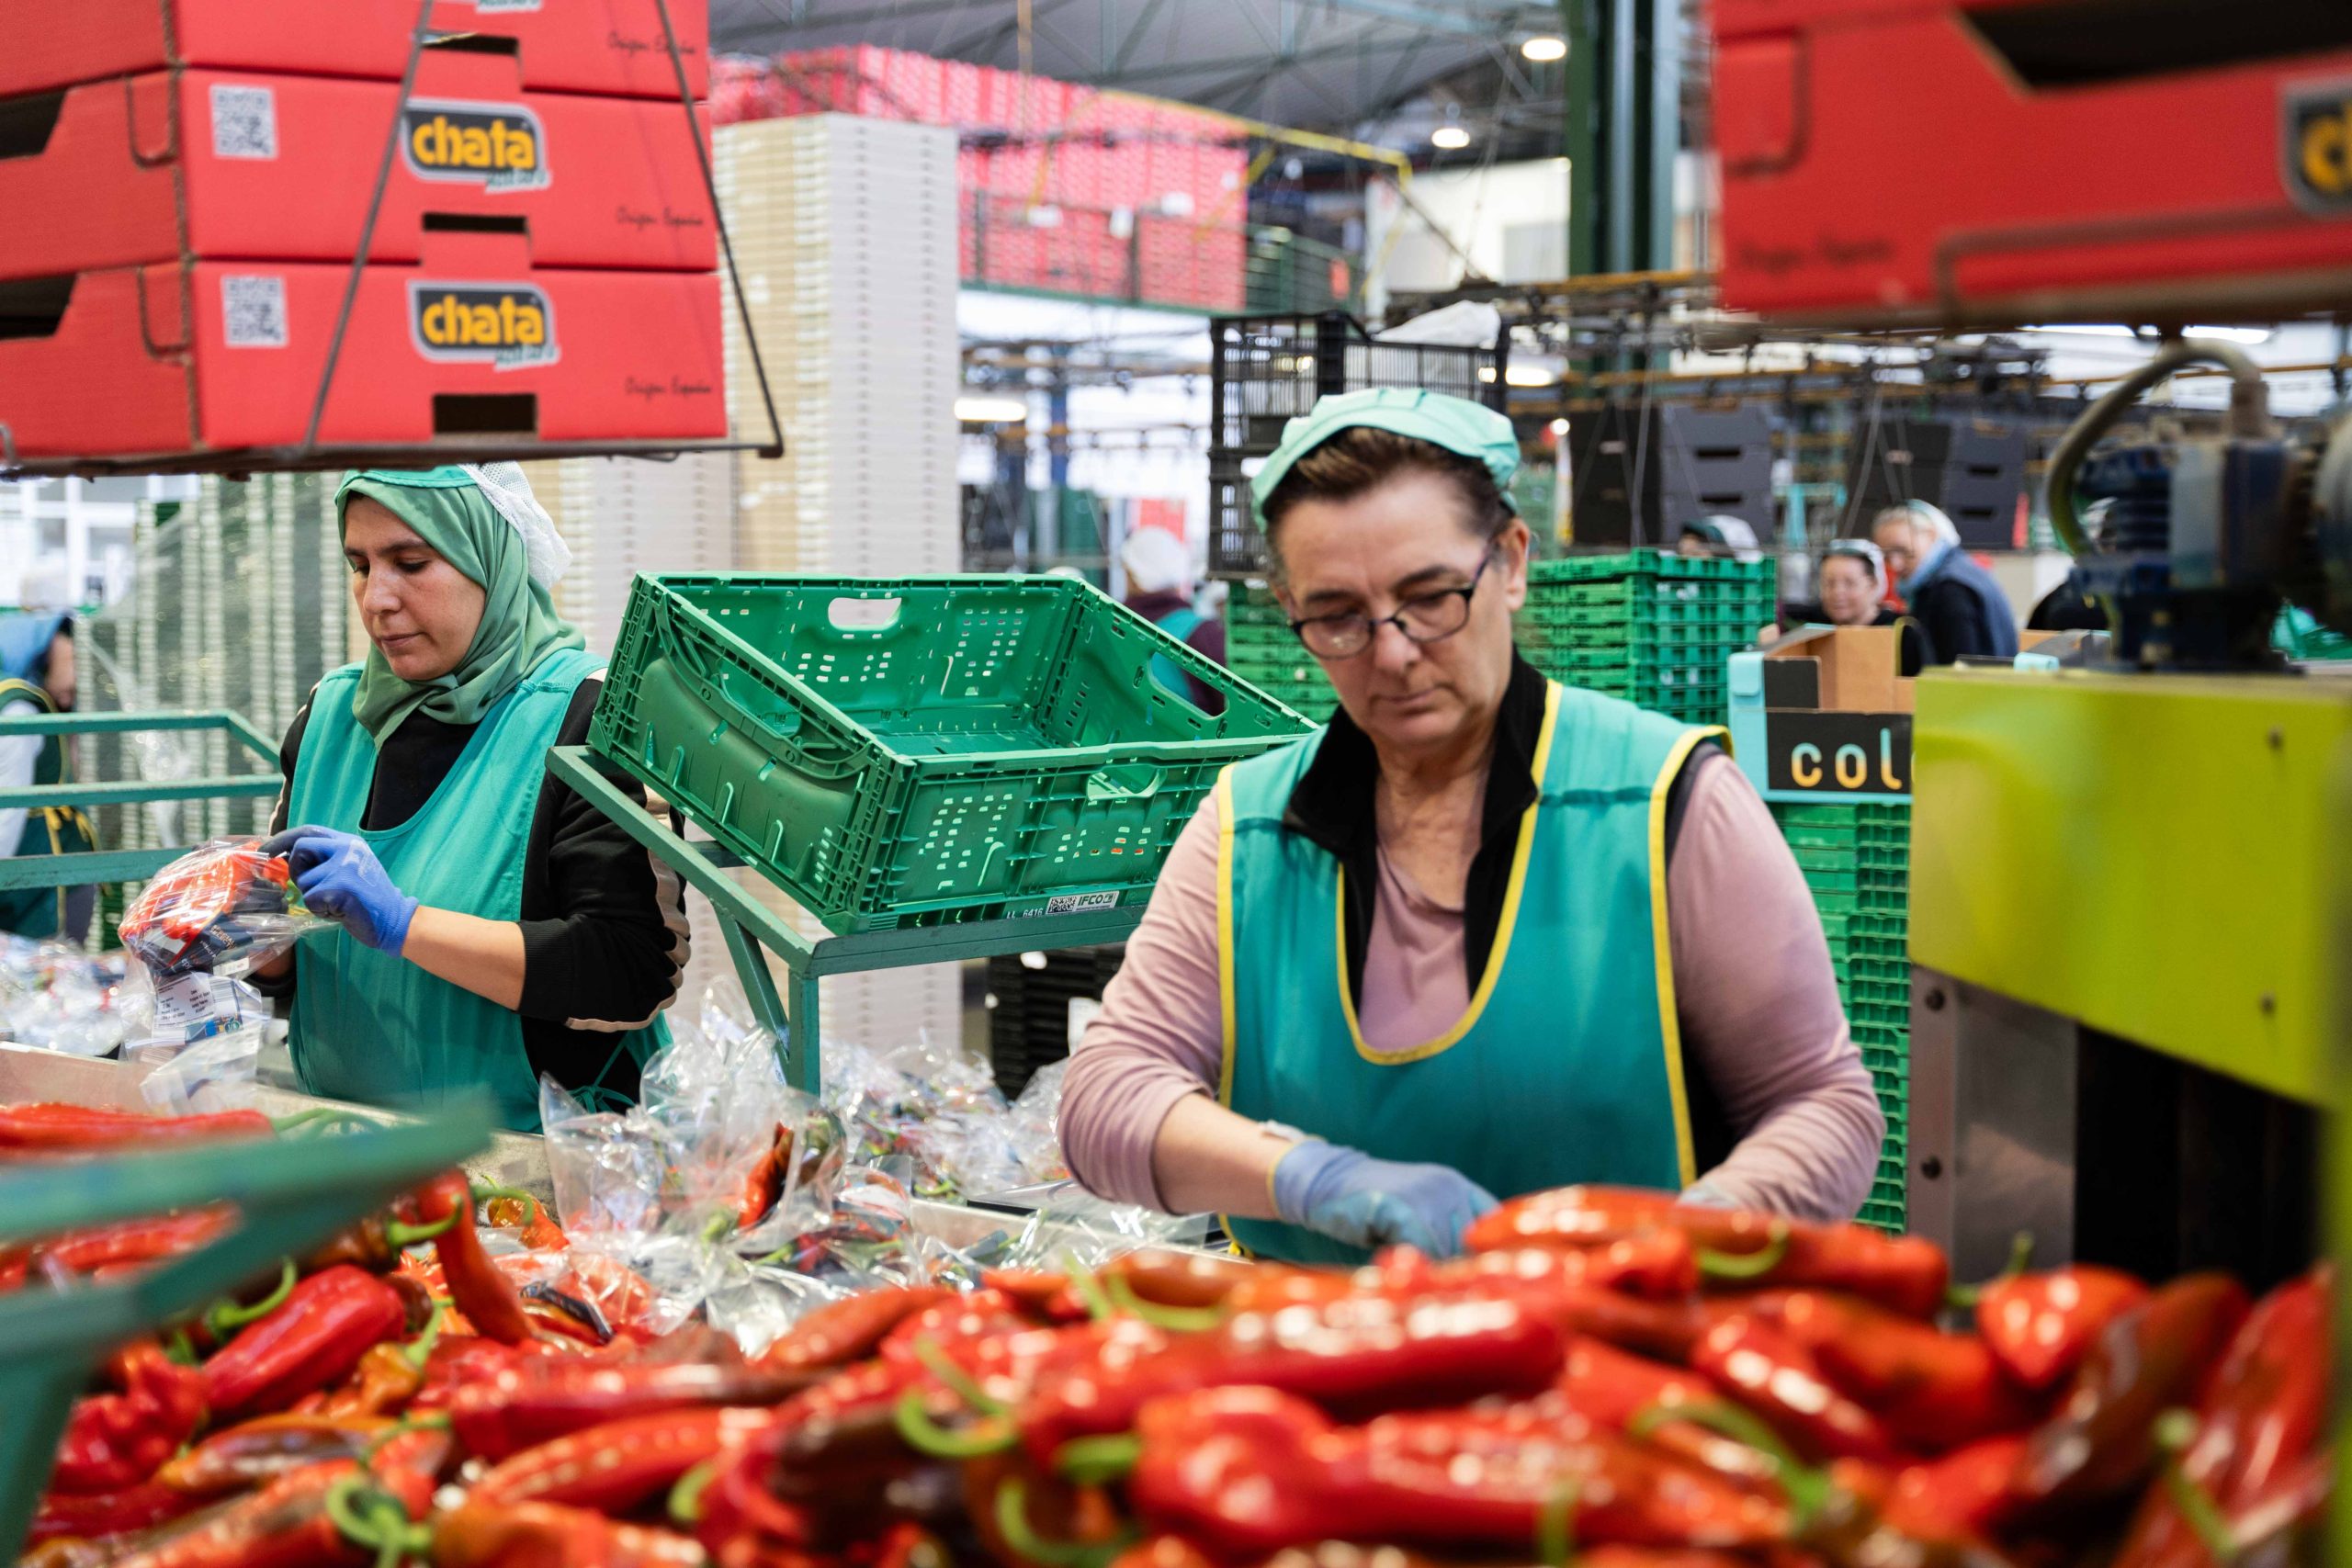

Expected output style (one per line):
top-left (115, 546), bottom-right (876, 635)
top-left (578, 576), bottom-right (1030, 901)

top-left (410, 281), bottom-right (559, 370)
top-left (2285, 80), bottom-right (2352, 212)
top-left (400, 98), bottom-right (549, 191)
top-left (153, 972), bottom-right (256, 1043)
top-left (209, 84), bottom-right (277, 160)
top-left (1043, 891), bottom-right (1119, 916)
top-left (221, 275), bottom-right (288, 348)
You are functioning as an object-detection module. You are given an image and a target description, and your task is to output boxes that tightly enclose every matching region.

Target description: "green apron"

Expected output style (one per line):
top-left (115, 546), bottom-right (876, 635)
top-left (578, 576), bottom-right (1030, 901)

top-left (0, 679), bottom-right (98, 940)
top-left (1148, 607), bottom-right (1204, 703)
top-left (287, 646), bottom-right (654, 1129)
top-left (1216, 681), bottom-right (1719, 1263)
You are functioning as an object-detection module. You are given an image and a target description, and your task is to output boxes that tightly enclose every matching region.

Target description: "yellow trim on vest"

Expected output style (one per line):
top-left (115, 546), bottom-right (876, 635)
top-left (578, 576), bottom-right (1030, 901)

top-left (1648, 724), bottom-right (1726, 1188)
top-left (1211, 766), bottom-right (1244, 1247)
top-left (1334, 682), bottom-right (1564, 1066)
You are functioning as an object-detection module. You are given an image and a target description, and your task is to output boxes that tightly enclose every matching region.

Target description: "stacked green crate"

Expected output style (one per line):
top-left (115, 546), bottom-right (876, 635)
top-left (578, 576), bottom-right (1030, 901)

top-left (1773, 799), bottom-right (1912, 1232)
top-left (1517, 552), bottom-right (1777, 727)
top-left (1224, 583), bottom-right (1336, 717)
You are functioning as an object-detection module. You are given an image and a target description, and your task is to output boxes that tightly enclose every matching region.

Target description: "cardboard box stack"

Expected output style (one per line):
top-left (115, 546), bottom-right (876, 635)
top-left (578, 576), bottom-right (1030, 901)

top-left (0, 0), bottom-right (724, 464)
top-left (714, 44), bottom-right (1247, 310)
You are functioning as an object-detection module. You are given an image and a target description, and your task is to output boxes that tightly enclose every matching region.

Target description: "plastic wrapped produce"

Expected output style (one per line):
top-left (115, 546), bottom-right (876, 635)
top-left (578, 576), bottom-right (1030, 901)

top-left (118, 839), bottom-right (331, 979)
top-left (0, 937), bottom-right (131, 1056)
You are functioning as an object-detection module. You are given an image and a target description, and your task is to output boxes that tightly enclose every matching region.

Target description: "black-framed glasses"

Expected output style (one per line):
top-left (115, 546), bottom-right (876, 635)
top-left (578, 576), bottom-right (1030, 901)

top-left (1288, 545), bottom-right (1499, 659)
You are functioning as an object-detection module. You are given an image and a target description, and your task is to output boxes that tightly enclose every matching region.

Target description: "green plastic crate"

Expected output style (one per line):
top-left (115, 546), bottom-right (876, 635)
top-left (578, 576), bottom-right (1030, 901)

top-left (591, 574), bottom-right (1316, 933)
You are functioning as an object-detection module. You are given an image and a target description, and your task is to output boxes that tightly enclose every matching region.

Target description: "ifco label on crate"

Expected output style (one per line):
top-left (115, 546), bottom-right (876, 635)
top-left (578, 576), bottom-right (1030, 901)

top-left (1044, 891), bottom-right (1121, 916)
top-left (400, 98), bottom-right (550, 192)
top-left (409, 281), bottom-right (559, 370)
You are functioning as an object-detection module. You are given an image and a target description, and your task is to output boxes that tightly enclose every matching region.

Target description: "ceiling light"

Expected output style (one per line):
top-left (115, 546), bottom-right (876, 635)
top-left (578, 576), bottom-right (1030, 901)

top-left (956, 395), bottom-right (1029, 423)
top-left (1548, 418), bottom-right (1570, 435)
top-left (1430, 124), bottom-right (1471, 151)
top-left (1504, 365), bottom-right (1556, 388)
top-left (1521, 35), bottom-right (1567, 62)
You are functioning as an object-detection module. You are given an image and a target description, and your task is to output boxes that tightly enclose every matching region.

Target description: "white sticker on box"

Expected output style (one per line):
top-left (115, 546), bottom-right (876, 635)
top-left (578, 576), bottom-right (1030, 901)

top-left (220, 275), bottom-right (288, 348)
top-left (1043, 891), bottom-right (1118, 916)
top-left (209, 84), bottom-right (277, 160)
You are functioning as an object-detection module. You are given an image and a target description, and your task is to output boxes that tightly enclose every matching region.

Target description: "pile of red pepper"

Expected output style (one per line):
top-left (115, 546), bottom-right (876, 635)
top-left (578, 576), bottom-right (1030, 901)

top-left (9, 1156), bottom-right (2333, 1568)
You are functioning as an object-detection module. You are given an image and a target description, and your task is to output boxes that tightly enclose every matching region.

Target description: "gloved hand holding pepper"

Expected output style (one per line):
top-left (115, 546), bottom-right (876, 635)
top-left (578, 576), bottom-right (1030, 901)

top-left (1272, 1140), bottom-right (1497, 1258)
top-left (263, 827), bottom-right (419, 956)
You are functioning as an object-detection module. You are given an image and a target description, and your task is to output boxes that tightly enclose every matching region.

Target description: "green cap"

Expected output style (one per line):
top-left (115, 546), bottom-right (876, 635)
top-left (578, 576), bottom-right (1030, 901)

top-left (1250, 388), bottom-right (1521, 531)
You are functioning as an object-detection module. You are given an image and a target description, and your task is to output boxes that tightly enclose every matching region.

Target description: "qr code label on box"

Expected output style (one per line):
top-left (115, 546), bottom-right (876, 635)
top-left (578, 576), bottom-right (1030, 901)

top-left (220, 275), bottom-right (288, 348)
top-left (209, 84), bottom-right (277, 160)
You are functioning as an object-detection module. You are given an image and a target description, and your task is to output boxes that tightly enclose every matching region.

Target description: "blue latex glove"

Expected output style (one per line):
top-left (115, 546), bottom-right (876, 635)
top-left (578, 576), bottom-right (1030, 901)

top-left (262, 826), bottom-right (418, 956)
top-left (1271, 1140), bottom-right (1498, 1258)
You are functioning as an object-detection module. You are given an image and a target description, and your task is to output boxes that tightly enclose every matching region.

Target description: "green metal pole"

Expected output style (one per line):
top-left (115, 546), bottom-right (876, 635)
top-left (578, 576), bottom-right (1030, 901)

top-left (1564, 0), bottom-right (1599, 280)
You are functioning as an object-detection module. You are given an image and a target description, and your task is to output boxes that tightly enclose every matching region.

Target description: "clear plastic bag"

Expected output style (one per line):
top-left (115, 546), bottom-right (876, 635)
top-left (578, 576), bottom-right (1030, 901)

top-left (119, 838), bottom-right (332, 979)
top-left (0, 936), bottom-right (131, 1057)
top-left (1004, 1057), bottom-right (1073, 1185)
top-left (131, 1021), bottom-right (266, 1113)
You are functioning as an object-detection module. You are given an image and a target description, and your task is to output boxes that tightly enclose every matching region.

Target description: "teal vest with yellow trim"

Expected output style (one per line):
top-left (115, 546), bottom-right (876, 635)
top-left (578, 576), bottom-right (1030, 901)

top-left (1216, 681), bottom-right (1717, 1263)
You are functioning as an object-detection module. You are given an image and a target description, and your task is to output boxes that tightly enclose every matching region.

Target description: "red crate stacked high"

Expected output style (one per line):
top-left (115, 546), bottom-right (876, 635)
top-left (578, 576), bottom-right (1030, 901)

top-left (0, 0), bottom-right (726, 465)
top-left (713, 43), bottom-right (1248, 311)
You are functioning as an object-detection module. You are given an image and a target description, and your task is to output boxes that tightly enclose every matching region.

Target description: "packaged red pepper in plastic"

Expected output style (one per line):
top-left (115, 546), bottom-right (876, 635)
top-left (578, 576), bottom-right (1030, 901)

top-left (119, 839), bottom-right (330, 979)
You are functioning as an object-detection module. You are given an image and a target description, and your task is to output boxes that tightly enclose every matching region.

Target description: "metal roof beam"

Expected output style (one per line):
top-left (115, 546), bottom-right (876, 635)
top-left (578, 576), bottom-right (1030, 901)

top-left (1313, 0), bottom-right (1552, 37)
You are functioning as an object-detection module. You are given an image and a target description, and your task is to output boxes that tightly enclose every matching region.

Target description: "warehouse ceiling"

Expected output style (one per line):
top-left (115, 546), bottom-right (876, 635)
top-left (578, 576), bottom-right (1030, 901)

top-left (709, 0), bottom-right (1568, 153)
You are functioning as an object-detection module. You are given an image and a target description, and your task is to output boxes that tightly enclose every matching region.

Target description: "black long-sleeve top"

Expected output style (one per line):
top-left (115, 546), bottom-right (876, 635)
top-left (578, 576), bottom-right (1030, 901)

top-left (255, 676), bottom-right (686, 1101)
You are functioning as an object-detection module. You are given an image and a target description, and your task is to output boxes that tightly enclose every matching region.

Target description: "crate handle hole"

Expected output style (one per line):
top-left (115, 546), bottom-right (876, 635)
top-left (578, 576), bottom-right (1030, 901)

top-left (828, 596), bottom-right (903, 631)
top-left (1087, 763), bottom-right (1162, 802)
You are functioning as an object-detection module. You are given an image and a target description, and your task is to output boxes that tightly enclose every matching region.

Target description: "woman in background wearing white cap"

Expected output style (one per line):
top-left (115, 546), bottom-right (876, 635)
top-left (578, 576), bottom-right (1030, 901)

top-left (249, 467), bottom-right (685, 1128)
top-left (1120, 526), bottom-right (1227, 716)
top-left (1060, 390), bottom-right (1883, 1263)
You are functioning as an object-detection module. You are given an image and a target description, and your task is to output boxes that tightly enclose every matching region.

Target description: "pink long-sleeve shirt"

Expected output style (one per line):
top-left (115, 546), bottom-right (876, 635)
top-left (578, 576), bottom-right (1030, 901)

top-left (1059, 750), bottom-right (1885, 1221)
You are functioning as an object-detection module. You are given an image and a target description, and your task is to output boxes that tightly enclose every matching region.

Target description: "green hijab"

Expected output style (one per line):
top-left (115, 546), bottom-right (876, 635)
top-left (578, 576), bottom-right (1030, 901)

top-left (338, 467), bottom-right (585, 743)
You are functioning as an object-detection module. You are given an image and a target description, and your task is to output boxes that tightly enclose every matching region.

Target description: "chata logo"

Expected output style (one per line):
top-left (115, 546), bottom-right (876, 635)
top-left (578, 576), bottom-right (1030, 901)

top-left (410, 282), bottom-right (559, 370)
top-left (400, 99), bottom-right (548, 192)
top-left (2285, 80), bottom-right (2352, 212)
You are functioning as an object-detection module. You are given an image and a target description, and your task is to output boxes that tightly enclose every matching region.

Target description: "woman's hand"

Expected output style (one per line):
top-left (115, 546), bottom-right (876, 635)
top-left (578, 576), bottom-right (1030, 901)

top-left (262, 827), bottom-right (418, 956)
top-left (1272, 1141), bottom-right (1498, 1258)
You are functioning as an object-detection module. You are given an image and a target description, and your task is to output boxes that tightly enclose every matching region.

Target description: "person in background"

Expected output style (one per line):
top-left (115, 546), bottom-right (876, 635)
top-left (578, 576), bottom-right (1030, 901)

top-left (1770, 540), bottom-right (1929, 674)
top-left (1871, 501), bottom-right (2019, 664)
top-left (1120, 526), bottom-right (1227, 716)
top-left (1062, 389), bottom-right (1883, 1263)
top-left (0, 613), bottom-right (97, 942)
top-left (1678, 515), bottom-right (1761, 560)
top-left (251, 466), bottom-right (685, 1128)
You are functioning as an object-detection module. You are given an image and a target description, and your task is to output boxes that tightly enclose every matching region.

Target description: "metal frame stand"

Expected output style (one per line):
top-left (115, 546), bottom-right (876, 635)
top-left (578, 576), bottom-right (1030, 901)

top-left (548, 746), bottom-right (1145, 1093)
top-left (0, 1100), bottom-right (495, 1557)
top-left (0, 709), bottom-right (281, 896)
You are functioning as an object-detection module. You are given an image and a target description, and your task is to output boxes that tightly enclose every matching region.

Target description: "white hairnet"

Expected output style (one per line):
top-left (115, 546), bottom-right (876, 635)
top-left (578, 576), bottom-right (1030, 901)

top-left (1119, 527), bottom-right (1193, 595)
top-left (463, 462), bottom-right (571, 589)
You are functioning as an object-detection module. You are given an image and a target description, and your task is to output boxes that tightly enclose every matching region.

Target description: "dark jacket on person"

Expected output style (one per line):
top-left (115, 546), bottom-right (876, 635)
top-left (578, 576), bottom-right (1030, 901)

top-left (1905, 546), bottom-right (2019, 664)
top-left (1125, 589), bottom-right (1227, 716)
top-left (2029, 581), bottom-right (2108, 633)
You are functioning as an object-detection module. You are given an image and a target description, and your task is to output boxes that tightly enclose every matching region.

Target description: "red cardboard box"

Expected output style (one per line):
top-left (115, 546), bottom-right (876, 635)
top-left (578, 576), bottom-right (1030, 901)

top-left (1, 240), bottom-right (725, 460)
top-left (0, 0), bottom-right (709, 100)
top-left (1713, 1), bottom-right (2352, 322)
top-left (1, 60), bottom-right (715, 282)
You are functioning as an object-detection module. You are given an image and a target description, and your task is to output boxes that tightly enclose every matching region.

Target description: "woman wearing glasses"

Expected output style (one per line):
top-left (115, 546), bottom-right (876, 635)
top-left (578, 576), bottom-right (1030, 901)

top-left (1059, 389), bottom-right (1883, 1262)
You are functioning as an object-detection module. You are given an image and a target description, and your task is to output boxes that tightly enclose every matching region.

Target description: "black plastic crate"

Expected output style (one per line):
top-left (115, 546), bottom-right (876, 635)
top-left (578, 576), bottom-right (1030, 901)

top-left (1847, 415), bottom-right (2029, 549)
top-left (1207, 311), bottom-right (1508, 578)
top-left (1566, 403), bottom-right (1778, 549)
top-left (987, 945), bottom-right (1128, 1099)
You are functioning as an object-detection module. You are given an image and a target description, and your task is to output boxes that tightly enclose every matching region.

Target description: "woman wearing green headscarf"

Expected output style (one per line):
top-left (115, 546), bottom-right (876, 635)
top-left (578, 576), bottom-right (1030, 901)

top-left (251, 466), bottom-right (684, 1127)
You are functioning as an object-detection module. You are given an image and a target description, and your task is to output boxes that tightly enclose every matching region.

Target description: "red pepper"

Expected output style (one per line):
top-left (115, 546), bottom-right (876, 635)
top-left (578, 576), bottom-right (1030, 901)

top-left (1102, 1250), bottom-right (1255, 1311)
top-left (1469, 1187), bottom-right (1951, 1318)
top-left (876, 1289), bottom-right (1034, 1366)
top-left (1758, 1291), bottom-right (2041, 1451)
top-left (435, 1503), bottom-right (709, 1568)
top-left (761, 1285), bottom-right (957, 1372)
top-left (1554, 1336), bottom-right (1715, 1430)
top-left (1974, 1265), bottom-right (2149, 1393)
top-left (33, 1210), bottom-right (239, 1278)
top-left (2110, 1268), bottom-right (2331, 1568)
top-left (1127, 1386), bottom-right (1788, 1558)
top-left (982, 1269), bottom-right (1089, 1322)
top-left (448, 1357), bottom-right (808, 1460)
top-left (736, 1123), bottom-right (791, 1232)
top-left (314, 1342), bottom-right (425, 1419)
top-left (1689, 1314), bottom-right (1900, 1464)
top-left (200, 1265), bottom-right (408, 1422)
top-left (1417, 1233), bottom-right (1702, 1303)
top-left (0, 1103), bottom-right (274, 1156)
top-left (1019, 1288), bottom-right (1566, 1464)
top-left (408, 1335), bottom-right (544, 1411)
top-left (48, 1341), bottom-right (209, 1495)
top-left (1873, 1433), bottom-right (2029, 1544)
top-left (481, 1193), bottom-right (571, 1252)
top-left (2011, 1271), bottom-right (2250, 1515)
top-left (469, 1406), bottom-right (781, 1512)
top-left (156, 1415), bottom-right (392, 1497)
top-left (27, 1481), bottom-right (205, 1547)
top-left (400, 1172), bottom-right (537, 1347)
